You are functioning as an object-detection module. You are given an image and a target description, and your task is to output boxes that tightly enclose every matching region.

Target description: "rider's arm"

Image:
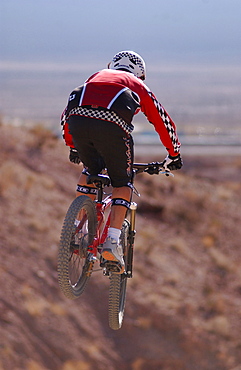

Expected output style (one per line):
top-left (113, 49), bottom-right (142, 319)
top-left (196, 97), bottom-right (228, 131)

top-left (138, 86), bottom-right (181, 157)
top-left (60, 108), bottom-right (75, 148)
top-left (61, 112), bottom-right (81, 164)
top-left (60, 86), bottom-right (83, 149)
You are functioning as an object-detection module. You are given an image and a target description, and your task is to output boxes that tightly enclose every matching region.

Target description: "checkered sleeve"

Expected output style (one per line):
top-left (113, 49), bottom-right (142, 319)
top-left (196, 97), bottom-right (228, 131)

top-left (141, 89), bottom-right (181, 156)
top-left (60, 107), bottom-right (75, 148)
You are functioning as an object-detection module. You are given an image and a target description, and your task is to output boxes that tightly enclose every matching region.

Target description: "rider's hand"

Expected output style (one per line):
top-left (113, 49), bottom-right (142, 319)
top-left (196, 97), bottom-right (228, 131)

top-left (69, 148), bottom-right (81, 164)
top-left (162, 153), bottom-right (183, 171)
top-left (146, 162), bottom-right (160, 175)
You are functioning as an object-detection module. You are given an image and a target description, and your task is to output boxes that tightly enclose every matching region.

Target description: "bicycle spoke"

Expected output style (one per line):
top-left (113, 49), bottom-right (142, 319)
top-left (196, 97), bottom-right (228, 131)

top-left (58, 196), bottom-right (97, 299)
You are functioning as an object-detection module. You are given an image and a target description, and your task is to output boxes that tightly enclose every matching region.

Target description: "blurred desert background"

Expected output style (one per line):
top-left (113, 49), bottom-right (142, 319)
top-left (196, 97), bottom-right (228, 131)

top-left (0, 120), bottom-right (241, 369)
top-left (1, 0), bottom-right (241, 369)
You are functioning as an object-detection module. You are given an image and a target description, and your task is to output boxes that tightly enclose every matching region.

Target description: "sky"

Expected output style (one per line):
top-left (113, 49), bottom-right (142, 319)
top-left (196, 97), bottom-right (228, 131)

top-left (0, 0), bottom-right (241, 134)
top-left (1, 0), bottom-right (241, 67)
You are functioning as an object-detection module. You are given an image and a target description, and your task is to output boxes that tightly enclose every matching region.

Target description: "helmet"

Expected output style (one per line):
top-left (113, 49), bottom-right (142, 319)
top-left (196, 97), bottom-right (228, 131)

top-left (108, 51), bottom-right (146, 80)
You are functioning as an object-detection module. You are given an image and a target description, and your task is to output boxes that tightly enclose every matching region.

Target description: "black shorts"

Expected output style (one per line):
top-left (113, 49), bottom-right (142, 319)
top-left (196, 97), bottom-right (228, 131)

top-left (68, 115), bottom-right (134, 187)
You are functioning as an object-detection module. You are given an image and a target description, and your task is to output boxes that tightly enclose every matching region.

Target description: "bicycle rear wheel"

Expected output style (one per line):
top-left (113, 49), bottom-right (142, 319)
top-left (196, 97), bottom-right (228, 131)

top-left (58, 195), bottom-right (97, 299)
top-left (108, 220), bottom-right (130, 330)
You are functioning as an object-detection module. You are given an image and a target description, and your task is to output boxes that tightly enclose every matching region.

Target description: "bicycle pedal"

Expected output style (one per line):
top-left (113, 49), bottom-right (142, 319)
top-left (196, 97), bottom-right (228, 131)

top-left (102, 260), bottom-right (124, 274)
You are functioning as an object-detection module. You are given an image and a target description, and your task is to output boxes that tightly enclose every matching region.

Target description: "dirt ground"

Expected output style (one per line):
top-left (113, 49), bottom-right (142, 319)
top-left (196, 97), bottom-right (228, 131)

top-left (0, 123), bottom-right (241, 370)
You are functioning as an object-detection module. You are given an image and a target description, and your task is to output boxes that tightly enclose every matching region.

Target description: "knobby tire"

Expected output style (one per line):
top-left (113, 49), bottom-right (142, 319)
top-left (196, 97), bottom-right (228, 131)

top-left (108, 220), bottom-right (130, 330)
top-left (58, 195), bottom-right (97, 299)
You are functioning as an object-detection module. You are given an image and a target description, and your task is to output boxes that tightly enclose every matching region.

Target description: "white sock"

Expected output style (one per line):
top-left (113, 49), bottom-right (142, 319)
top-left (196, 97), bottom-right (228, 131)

top-left (108, 227), bottom-right (121, 242)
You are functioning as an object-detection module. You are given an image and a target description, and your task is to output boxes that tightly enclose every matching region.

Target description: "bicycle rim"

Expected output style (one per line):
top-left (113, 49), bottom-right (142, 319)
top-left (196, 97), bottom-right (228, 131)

top-left (108, 220), bottom-right (129, 330)
top-left (58, 195), bottom-right (97, 299)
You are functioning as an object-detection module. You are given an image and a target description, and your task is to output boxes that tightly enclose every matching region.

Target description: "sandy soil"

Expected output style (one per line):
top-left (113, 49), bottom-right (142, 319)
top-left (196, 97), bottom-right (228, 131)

top-left (0, 123), bottom-right (241, 370)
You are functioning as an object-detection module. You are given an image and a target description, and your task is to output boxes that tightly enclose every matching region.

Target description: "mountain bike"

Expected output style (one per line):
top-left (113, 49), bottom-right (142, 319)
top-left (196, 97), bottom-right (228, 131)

top-left (57, 162), bottom-right (172, 330)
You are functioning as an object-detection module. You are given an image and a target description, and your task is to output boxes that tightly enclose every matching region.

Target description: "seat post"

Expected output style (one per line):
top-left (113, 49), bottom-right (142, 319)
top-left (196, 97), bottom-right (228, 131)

top-left (87, 174), bottom-right (111, 203)
top-left (96, 183), bottom-right (104, 203)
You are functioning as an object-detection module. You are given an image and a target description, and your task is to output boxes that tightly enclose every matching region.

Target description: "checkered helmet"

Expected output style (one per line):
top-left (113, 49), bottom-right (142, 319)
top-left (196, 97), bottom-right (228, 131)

top-left (109, 51), bottom-right (146, 80)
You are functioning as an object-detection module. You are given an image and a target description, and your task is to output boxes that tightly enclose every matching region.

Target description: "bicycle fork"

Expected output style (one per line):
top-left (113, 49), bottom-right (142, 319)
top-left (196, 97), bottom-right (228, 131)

top-left (126, 202), bottom-right (137, 278)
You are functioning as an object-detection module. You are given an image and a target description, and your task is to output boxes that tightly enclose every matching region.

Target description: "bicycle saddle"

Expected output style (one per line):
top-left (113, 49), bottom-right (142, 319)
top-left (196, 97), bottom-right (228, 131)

top-left (87, 174), bottom-right (111, 187)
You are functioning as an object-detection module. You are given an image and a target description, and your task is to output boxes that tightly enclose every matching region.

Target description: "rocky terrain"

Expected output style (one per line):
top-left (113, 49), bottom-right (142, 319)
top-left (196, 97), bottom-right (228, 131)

top-left (0, 123), bottom-right (241, 370)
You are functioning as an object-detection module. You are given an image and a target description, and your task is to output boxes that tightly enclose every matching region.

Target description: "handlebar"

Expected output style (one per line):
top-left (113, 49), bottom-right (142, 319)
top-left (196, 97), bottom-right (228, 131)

top-left (133, 162), bottom-right (174, 177)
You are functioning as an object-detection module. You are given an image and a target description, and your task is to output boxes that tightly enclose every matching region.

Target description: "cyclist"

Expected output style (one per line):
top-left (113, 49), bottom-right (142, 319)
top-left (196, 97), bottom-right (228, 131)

top-left (61, 50), bottom-right (183, 273)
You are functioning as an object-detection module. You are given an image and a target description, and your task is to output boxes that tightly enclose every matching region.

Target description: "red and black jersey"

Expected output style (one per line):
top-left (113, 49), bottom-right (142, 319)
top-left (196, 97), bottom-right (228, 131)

top-left (61, 69), bottom-right (180, 156)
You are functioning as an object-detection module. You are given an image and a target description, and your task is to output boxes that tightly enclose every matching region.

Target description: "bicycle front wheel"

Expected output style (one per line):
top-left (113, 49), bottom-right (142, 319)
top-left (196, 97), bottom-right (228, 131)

top-left (58, 195), bottom-right (97, 299)
top-left (108, 220), bottom-right (130, 330)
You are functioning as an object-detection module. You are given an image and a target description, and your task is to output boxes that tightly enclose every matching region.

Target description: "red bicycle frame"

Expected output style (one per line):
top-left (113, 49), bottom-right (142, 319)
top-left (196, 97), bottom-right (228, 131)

top-left (87, 194), bottom-right (112, 256)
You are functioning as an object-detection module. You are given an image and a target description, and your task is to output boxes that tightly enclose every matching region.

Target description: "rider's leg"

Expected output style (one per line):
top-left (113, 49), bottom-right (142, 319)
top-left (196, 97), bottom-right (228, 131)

top-left (101, 185), bottom-right (131, 273)
top-left (75, 172), bottom-right (97, 201)
top-left (76, 173), bottom-right (131, 228)
top-left (109, 186), bottom-right (132, 229)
